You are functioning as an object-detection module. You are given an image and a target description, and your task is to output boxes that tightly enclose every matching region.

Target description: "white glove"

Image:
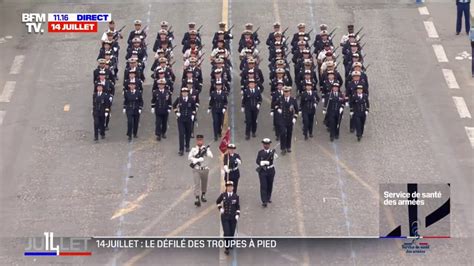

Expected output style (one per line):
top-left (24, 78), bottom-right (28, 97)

top-left (350, 111), bottom-right (354, 117)
top-left (168, 109), bottom-right (171, 113)
top-left (176, 112), bottom-right (181, 117)
top-left (222, 108), bottom-right (226, 113)
top-left (105, 112), bottom-right (109, 117)
top-left (298, 111), bottom-right (302, 116)
top-left (304, 37), bottom-right (309, 41)
top-left (345, 102), bottom-right (349, 107)
top-left (277, 109), bottom-right (282, 114)
top-left (339, 107), bottom-right (344, 114)
top-left (109, 96), bottom-right (113, 102)
top-left (270, 111), bottom-right (274, 116)
top-left (207, 109), bottom-right (211, 114)
top-left (223, 165), bottom-right (230, 173)
top-left (123, 108), bottom-right (126, 114)
top-left (322, 98), bottom-right (325, 103)
top-left (138, 109), bottom-right (142, 114)
top-left (191, 115), bottom-right (195, 121)
top-left (220, 208), bottom-right (224, 214)
top-left (322, 110), bottom-right (326, 115)
top-left (235, 215), bottom-right (239, 220)
top-left (292, 118), bottom-right (296, 124)
top-left (260, 160), bottom-right (269, 166)
top-left (256, 104), bottom-right (260, 110)
top-left (113, 47), bottom-right (118, 52)
top-left (313, 103), bottom-right (317, 109)
top-left (241, 107), bottom-right (245, 112)
top-left (197, 157), bottom-right (204, 162)
top-left (235, 158), bottom-right (242, 165)
top-left (151, 108), bottom-right (155, 113)
top-left (365, 111), bottom-right (368, 116)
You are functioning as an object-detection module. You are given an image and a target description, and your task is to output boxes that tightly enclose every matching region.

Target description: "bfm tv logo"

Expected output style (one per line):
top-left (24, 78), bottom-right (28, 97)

top-left (24, 232), bottom-right (92, 256)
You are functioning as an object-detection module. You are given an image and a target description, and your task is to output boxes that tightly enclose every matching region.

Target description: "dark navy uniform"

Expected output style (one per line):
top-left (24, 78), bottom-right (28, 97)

top-left (208, 89), bottom-right (228, 140)
top-left (278, 91), bottom-right (298, 153)
top-left (323, 89), bottom-right (345, 141)
top-left (151, 87), bottom-right (172, 140)
top-left (256, 142), bottom-right (277, 206)
top-left (172, 93), bottom-right (197, 154)
top-left (123, 88), bottom-right (144, 140)
top-left (271, 87), bottom-right (285, 141)
top-left (350, 91), bottom-right (370, 141)
top-left (223, 152), bottom-right (242, 193)
top-left (300, 88), bottom-right (320, 139)
top-left (216, 185), bottom-right (240, 254)
top-left (92, 89), bottom-right (111, 140)
top-left (241, 85), bottom-right (262, 139)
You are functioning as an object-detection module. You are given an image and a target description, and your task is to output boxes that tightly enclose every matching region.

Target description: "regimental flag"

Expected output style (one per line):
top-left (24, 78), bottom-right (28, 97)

top-left (219, 128), bottom-right (231, 154)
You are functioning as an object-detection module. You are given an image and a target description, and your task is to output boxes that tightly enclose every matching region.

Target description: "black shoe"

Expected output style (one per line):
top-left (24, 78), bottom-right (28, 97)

top-left (101, 135), bottom-right (105, 139)
top-left (252, 133), bottom-right (256, 138)
top-left (94, 137), bottom-right (98, 141)
top-left (201, 194), bottom-right (207, 202)
top-left (105, 126), bottom-right (109, 131)
top-left (245, 135), bottom-right (250, 140)
top-left (224, 249), bottom-right (230, 255)
top-left (128, 136), bottom-right (132, 141)
top-left (330, 136), bottom-right (334, 142)
top-left (185, 147), bottom-right (190, 152)
top-left (156, 135), bottom-right (161, 141)
top-left (162, 134), bottom-right (167, 139)
top-left (309, 134), bottom-right (313, 138)
top-left (281, 150), bottom-right (286, 156)
top-left (195, 198), bottom-right (201, 207)
top-left (268, 200), bottom-right (272, 203)
top-left (350, 128), bottom-right (355, 133)
top-left (456, 32), bottom-right (460, 35)
top-left (133, 134), bottom-right (138, 138)
top-left (262, 202), bottom-right (267, 207)
top-left (287, 149), bottom-right (291, 153)
top-left (357, 136), bottom-right (362, 142)
top-left (178, 151), bottom-right (184, 156)
top-left (304, 135), bottom-right (308, 140)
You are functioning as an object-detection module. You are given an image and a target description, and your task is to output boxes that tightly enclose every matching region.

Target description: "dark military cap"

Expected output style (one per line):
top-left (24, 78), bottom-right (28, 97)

top-left (196, 134), bottom-right (204, 139)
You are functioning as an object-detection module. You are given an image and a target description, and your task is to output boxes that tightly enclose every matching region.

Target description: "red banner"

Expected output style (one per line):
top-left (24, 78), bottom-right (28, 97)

top-left (48, 22), bottom-right (98, 33)
top-left (219, 128), bottom-right (231, 154)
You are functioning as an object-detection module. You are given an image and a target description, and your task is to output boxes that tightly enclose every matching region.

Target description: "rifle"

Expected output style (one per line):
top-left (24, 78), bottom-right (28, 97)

top-left (113, 25), bottom-right (126, 40)
top-left (197, 25), bottom-right (204, 32)
top-left (170, 61), bottom-right (176, 67)
top-left (355, 26), bottom-right (364, 37)
top-left (253, 26), bottom-right (261, 36)
top-left (281, 26), bottom-right (289, 36)
top-left (142, 25), bottom-right (149, 34)
top-left (168, 25), bottom-right (173, 32)
top-left (255, 149), bottom-right (276, 173)
top-left (189, 145), bottom-right (210, 168)
top-left (360, 42), bottom-right (366, 50)
top-left (308, 28), bottom-right (314, 35)
top-left (328, 27), bottom-right (337, 37)
top-left (226, 24), bottom-right (234, 34)
top-left (358, 33), bottom-right (365, 42)
top-left (364, 63), bottom-right (371, 72)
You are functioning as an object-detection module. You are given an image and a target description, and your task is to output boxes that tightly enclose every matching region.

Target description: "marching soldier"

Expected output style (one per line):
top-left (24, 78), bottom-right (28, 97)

top-left (212, 22), bottom-right (233, 50)
top-left (323, 83), bottom-right (345, 141)
top-left (151, 79), bottom-right (172, 141)
top-left (291, 23), bottom-right (310, 50)
top-left (216, 180), bottom-right (240, 255)
top-left (223, 144), bottom-right (242, 193)
top-left (188, 135), bottom-right (213, 207)
top-left (173, 87), bottom-right (197, 156)
top-left (208, 81), bottom-right (228, 141)
top-left (123, 82), bottom-right (144, 141)
top-left (270, 81), bottom-right (285, 141)
top-left (350, 86), bottom-right (370, 141)
top-left (127, 20), bottom-right (147, 48)
top-left (300, 82), bottom-right (320, 140)
top-left (256, 138), bottom-right (278, 207)
top-left (101, 20), bottom-right (123, 42)
top-left (278, 87), bottom-right (298, 155)
top-left (92, 84), bottom-right (111, 141)
top-left (241, 79), bottom-right (262, 140)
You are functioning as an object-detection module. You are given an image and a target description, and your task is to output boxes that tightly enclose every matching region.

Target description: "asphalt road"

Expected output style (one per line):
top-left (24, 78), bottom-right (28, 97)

top-left (0, 0), bottom-right (472, 265)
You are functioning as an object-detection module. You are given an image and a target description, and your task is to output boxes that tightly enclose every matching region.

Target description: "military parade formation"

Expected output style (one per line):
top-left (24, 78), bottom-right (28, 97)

top-left (92, 19), bottom-right (369, 255)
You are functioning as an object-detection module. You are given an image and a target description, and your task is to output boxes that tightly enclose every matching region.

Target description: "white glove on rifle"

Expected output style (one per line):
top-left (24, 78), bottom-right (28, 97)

top-left (176, 112), bottom-right (181, 117)
top-left (123, 108), bottom-right (126, 114)
top-left (151, 108), bottom-right (155, 113)
top-left (365, 111), bottom-right (368, 116)
top-left (241, 107), bottom-right (245, 113)
top-left (339, 107), bottom-right (344, 114)
top-left (220, 208), bottom-right (224, 214)
top-left (350, 111), bottom-right (354, 117)
top-left (256, 104), bottom-right (260, 110)
top-left (322, 109), bottom-right (326, 115)
top-left (105, 112), bottom-right (109, 117)
top-left (207, 109), bottom-right (211, 114)
top-left (270, 111), bottom-right (274, 116)
top-left (222, 108), bottom-right (226, 113)
top-left (191, 115), bottom-right (195, 121)
top-left (235, 215), bottom-right (239, 220)
top-left (277, 109), bottom-right (282, 114)
top-left (138, 109), bottom-right (142, 114)
top-left (223, 165), bottom-right (230, 173)
top-left (292, 118), bottom-right (296, 124)
top-left (313, 103), bottom-right (318, 109)
top-left (235, 158), bottom-right (241, 165)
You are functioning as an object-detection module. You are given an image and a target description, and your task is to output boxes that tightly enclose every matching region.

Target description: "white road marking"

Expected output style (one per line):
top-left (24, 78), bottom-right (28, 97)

top-left (423, 21), bottom-right (439, 38)
top-left (9, 55), bottom-right (25, 74)
top-left (0, 38), bottom-right (6, 44)
top-left (0, 81), bottom-right (16, 102)
top-left (442, 69), bottom-right (460, 89)
top-left (0, 111), bottom-right (5, 126)
top-left (5, 36), bottom-right (12, 39)
top-left (432, 45), bottom-right (448, 62)
top-left (465, 127), bottom-right (474, 148)
top-left (452, 97), bottom-right (472, 118)
top-left (418, 6), bottom-right (429, 15)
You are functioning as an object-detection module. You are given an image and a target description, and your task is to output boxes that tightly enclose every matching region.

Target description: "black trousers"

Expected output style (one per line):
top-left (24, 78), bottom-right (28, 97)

top-left (245, 109), bottom-right (259, 136)
top-left (93, 114), bottom-right (105, 138)
top-left (302, 112), bottom-right (315, 136)
top-left (221, 215), bottom-right (237, 249)
top-left (259, 168), bottom-right (275, 203)
top-left (224, 171), bottom-right (240, 194)
top-left (178, 119), bottom-right (192, 151)
top-left (354, 113), bottom-right (366, 137)
top-left (273, 115), bottom-right (280, 138)
top-left (155, 112), bottom-right (169, 136)
top-left (212, 111), bottom-right (224, 138)
top-left (126, 112), bottom-right (140, 137)
top-left (280, 123), bottom-right (293, 150)
top-left (328, 113), bottom-right (340, 138)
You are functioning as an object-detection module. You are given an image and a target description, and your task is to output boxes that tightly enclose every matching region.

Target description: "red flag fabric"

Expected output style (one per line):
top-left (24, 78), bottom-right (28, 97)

top-left (219, 128), bottom-right (231, 154)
